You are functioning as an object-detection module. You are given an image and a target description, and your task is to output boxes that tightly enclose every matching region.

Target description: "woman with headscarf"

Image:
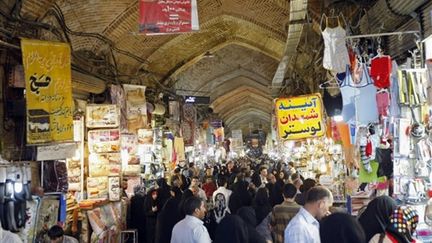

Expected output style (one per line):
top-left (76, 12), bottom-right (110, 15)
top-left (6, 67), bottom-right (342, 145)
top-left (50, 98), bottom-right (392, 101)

top-left (358, 195), bottom-right (397, 242)
top-left (229, 173), bottom-right (253, 214)
top-left (155, 187), bottom-right (183, 243)
top-left (156, 177), bottom-right (171, 207)
top-left (369, 206), bottom-right (420, 243)
top-left (320, 212), bottom-right (366, 243)
top-left (129, 185), bottom-right (146, 243)
top-left (214, 215), bottom-right (249, 243)
top-left (144, 188), bottom-right (161, 243)
top-left (237, 207), bottom-right (267, 243)
top-left (253, 187), bottom-right (272, 242)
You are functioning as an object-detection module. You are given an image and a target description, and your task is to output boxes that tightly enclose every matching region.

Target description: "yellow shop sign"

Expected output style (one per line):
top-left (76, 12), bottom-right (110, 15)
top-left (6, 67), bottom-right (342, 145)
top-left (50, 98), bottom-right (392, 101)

top-left (21, 39), bottom-right (73, 144)
top-left (275, 94), bottom-right (325, 140)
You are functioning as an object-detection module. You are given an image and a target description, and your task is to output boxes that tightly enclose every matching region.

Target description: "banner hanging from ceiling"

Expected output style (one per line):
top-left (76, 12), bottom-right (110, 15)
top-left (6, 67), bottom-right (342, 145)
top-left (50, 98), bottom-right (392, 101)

top-left (231, 129), bottom-right (243, 150)
top-left (21, 39), bottom-right (73, 144)
top-left (139, 0), bottom-right (199, 35)
top-left (275, 94), bottom-right (325, 140)
top-left (123, 84), bottom-right (147, 133)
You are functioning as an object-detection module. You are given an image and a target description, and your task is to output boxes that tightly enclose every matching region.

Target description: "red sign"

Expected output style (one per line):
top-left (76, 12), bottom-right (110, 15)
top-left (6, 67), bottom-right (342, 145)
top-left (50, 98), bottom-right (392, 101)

top-left (139, 0), bottom-right (199, 35)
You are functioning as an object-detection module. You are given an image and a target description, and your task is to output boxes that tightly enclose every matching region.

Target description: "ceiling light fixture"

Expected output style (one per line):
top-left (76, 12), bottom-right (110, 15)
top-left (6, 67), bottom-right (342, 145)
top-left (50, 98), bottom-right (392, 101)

top-left (203, 51), bottom-right (214, 58)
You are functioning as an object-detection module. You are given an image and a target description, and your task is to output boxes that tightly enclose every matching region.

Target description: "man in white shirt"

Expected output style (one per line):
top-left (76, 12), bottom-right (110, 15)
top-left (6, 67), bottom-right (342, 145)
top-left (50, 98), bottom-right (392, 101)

top-left (171, 196), bottom-right (211, 243)
top-left (212, 176), bottom-right (232, 223)
top-left (190, 176), bottom-right (207, 201)
top-left (284, 186), bottom-right (333, 243)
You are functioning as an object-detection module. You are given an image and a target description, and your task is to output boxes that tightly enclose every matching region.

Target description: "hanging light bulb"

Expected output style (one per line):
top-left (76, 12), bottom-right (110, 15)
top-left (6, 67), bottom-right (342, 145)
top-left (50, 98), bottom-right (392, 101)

top-left (14, 182), bottom-right (23, 193)
top-left (203, 51), bottom-right (214, 58)
top-left (333, 115), bottom-right (343, 122)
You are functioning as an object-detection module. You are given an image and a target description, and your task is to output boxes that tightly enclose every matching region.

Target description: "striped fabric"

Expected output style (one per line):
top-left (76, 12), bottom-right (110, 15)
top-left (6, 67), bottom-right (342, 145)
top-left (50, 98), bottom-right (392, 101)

top-left (270, 201), bottom-right (301, 243)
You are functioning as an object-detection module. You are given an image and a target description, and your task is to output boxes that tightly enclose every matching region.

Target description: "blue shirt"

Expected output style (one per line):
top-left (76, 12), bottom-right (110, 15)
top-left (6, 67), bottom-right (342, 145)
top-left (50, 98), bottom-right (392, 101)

top-left (171, 215), bottom-right (211, 243)
top-left (284, 207), bottom-right (320, 243)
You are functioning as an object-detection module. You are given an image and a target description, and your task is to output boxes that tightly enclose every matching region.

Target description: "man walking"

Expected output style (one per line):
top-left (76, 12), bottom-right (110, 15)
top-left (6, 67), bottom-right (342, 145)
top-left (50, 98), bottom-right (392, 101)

top-left (171, 196), bottom-right (211, 243)
top-left (284, 186), bottom-right (333, 243)
top-left (271, 183), bottom-right (301, 243)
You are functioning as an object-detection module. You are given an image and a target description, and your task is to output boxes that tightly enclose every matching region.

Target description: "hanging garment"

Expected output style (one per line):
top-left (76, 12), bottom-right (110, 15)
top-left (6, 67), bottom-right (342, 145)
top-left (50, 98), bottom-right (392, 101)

top-left (322, 23), bottom-right (350, 74)
top-left (336, 122), bottom-right (351, 148)
top-left (375, 148), bottom-right (393, 178)
top-left (356, 64), bottom-right (379, 125)
top-left (323, 88), bottom-right (343, 117)
top-left (360, 136), bottom-right (372, 173)
top-left (340, 65), bottom-right (359, 124)
top-left (331, 120), bottom-right (341, 142)
top-left (370, 56), bottom-right (392, 88)
top-left (376, 91), bottom-right (390, 117)
top-left (340, 64), bottom-right (379, 125)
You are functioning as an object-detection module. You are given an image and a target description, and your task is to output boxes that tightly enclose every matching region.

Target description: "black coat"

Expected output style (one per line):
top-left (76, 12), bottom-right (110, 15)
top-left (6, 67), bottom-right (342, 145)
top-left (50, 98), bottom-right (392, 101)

top-left (237, 207), bottom-right (267, 243)
top-left (229, 181), bottom-right (252, 214)
top-left (144, 192), bottom-right (162, 243)
top-left (129, 194), bottom-right (146, 243)
top-left (155, 197), bottom-right (182, 243)
top-left (214, 215), bottom-right (249, 243)
top-left (266, 182), bottom-right (283, 207)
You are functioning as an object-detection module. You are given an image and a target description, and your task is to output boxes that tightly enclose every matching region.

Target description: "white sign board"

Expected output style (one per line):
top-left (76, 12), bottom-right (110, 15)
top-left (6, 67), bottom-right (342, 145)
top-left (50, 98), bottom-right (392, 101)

top-left (231, 129), bottom-right (243, 149)
top-left (37, 143), bottom-right (77, 161)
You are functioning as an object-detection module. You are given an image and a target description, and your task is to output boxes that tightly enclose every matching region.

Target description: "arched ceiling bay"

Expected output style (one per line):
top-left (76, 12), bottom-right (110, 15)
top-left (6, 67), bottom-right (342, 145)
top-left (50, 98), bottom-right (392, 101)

top-left (211, 86), bottom-right (272, 132)
top-left (175, 44), bottom-right (277, 92)
top-left (19, 0), bottom-right (290, 134)
top-left (143, 14), bottom-right (285, 79)
top-left (195, 68), bottom-right (269, 96)
top-left (22, 0), bottom-right (289, 76)
top-left (174, 44), bottom-right (275, 132)
top-left (226, 114), bottom-right (270, 130)
top-left (212, 87), bottom-right (271, 115)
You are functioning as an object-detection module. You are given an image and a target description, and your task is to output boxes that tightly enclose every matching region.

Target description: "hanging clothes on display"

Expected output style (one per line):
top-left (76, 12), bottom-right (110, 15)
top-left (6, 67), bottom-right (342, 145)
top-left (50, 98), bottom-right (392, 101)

top-left (321, 15), bottom-right (350, 74)
top-left (323, 88), bottom-right (343, 117)
top-left (355, 63), bottom-right (379, 125)
top-left (375, 147), bottom-right (393, 178)
top-left (370, 56), bottom-right (392, 89)
top-left (340, 63), bottom-right (379, 125)
top-left (376, 90), bottom-right (390, 117)
top-left (336, 122), bottom-right (352, 148)
top-left (360, 135), bottom-right (373, 173)
top-left (340, 65), bottom-right (359, 124)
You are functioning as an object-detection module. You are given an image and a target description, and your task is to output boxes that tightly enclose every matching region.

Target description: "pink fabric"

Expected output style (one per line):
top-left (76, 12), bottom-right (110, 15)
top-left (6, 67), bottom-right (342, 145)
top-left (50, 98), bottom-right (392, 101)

top-left (376, 92), bottom-right (390, 116)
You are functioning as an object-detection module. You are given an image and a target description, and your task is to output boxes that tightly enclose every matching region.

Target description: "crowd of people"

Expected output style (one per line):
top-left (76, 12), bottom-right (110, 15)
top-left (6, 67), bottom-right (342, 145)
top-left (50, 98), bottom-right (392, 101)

top-left (126, 157), bottom-right (421, 243)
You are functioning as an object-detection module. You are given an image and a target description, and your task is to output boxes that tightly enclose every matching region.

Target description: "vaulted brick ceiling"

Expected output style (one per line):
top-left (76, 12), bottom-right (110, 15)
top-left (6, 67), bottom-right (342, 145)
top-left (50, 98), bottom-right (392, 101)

top-left (19, 0), bottom-right (292, 134)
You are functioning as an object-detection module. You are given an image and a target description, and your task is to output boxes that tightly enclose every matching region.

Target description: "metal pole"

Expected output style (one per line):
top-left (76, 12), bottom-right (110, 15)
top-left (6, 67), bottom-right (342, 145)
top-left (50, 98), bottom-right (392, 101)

top-left (0, 40), bottom-right (20, 49)
top-left (345, 30), bottom-right (420, 39)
